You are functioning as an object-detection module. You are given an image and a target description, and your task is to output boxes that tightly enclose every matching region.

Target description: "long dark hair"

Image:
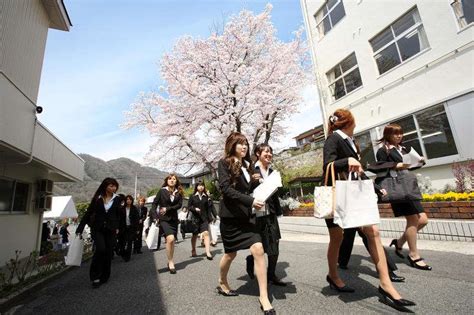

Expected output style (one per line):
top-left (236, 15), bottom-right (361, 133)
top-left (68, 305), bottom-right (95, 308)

top-left (125, 195), bottom-right (134, 206)
top-left (90, 177), bottom-right (119, 204)
top-left (193, 181), bottom-right (208, 195)
top-left (224, 132), bottom-right (253, 183)
top-left (161, 173), bottom-right (184, 196)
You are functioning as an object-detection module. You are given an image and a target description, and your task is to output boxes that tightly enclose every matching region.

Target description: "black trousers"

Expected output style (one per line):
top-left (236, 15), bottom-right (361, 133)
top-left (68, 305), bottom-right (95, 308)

top-left (338, 228), bottom-right (397, 271)
top-left (119, 226), bottom-right (135, 260)
top-left (90, 229), bottom-right (116, 282)
top-left (134, 224), bottom-right (144, 252)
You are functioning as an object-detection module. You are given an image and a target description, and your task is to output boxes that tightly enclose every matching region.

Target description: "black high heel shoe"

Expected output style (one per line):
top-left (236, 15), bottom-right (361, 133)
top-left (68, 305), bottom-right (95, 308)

top-left (389, 239), bottom-right (405, 258)
top-left (216, 286), bottom-right (238, 297)
top-left (167, 263), bottom-right (176, 274)
top-left (407, 256), bottom-right (432, 270)
top-left (326, 275), bottom-right (355, 293)
top-left (378, 286), bottom-right (416, 312)
top-left (259, 299), bottom-right (276, 314)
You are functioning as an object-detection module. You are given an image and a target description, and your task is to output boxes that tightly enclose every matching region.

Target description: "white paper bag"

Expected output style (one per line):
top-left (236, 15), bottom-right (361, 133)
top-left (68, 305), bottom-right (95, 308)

top-left (142, 217), bottom-right (150, 239)
top-left (333, 174), bottom-right (380, 229)
top-left (146, 224), bottom-right (159, 250)
top-left (65, 236), bottom-right (84, 266)
top-left (209, 220), bottom-right (220, 241)
top-left (314, 162), bottom-right (335, 219)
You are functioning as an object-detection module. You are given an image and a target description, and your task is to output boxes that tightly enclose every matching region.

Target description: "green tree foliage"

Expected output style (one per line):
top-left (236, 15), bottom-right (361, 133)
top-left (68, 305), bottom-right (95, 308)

top-left (76, 202), bottom-right (90, 220)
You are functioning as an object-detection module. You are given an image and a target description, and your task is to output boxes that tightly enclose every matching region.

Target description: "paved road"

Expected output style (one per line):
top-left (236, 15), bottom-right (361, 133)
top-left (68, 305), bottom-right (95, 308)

top-left (6, 235), bottom-right (474, 314)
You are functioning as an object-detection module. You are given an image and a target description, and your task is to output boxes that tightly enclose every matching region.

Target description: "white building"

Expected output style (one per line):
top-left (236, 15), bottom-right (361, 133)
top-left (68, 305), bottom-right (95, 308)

top-left (0, 0), bottom-right (84, 265)
top-left (301, 0), bottom-right (473, 190)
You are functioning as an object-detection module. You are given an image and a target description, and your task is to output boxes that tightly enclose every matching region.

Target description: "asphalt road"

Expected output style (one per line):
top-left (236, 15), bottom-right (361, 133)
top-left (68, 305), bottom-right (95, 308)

top-left (5, 235), bottom-right (474, 314)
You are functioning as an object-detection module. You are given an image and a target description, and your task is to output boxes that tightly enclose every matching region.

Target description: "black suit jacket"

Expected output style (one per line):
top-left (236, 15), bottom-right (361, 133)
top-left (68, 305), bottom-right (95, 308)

top-left (254, 165), bottom-right (283, 216)
top-left (368, 145), bottom-right (425, 178)
top-left (188, 193), bottom-right (217, 222)
top-left (218, 159), bottom-right (258, 219)
top-left (150, 188), bottom-right (183, 222)
top-left (137, 206), bottom-right (148, 223)
top-left (119, 205), bottom-right (140, 231)
top-left (76, 196), bottom-right (121, 234)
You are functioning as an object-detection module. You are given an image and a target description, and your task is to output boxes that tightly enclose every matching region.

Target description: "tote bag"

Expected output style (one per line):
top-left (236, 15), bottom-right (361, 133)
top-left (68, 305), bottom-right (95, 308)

top-left (333, 173), bottom-right (380, 229)
top-left (183, 211), bottom-right (199, 234)
top-left (314, 162), bottom-right (336, 219)
top-left (376, 172), bottom-right (422, 203)
top-left (145, 224), bottom-right (159, 249)
top-left (65, 236), bottom-right (84, 266)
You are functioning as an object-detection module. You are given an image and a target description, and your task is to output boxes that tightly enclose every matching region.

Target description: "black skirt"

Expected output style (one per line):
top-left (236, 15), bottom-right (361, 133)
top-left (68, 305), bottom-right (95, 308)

top-left (193, 220), bottom-right (209, 235)
top-left (256, 213), bottom-right (281, 256)
top-left (220, 218), bottom-right (261, 254)
top-left (391, 200), bottom-right (424, 217)
top-left (160, 220), bottom-right (178, 237)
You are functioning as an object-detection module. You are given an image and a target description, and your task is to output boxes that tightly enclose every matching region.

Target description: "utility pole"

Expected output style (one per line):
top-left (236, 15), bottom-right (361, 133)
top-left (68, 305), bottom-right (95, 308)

top-left (134, 173), bottom-right (138, 199)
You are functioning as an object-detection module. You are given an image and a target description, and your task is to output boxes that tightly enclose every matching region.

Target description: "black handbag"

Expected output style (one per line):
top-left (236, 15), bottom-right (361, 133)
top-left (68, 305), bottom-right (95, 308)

top-left (375, 172), bottom-right (422, 203)
top-left (182, 211), bottom-right (200, 234)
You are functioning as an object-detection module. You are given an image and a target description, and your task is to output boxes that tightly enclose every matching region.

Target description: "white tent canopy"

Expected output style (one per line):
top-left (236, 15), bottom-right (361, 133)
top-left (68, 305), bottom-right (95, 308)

top-left (43, 196), bottom-right (78, 220)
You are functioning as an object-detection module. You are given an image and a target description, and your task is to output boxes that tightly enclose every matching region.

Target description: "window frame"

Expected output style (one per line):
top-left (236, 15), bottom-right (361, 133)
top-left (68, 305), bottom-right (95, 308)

top-left (326, 52), bottom-right (363, 101)
top-left (450, 0), bottom-right (474, 31)
top-left (370, 7), bottom-right (430, 75)
top-left (0, 177), bottom-right (30, 214)
top-left (314, 0), bottom-right (346, 40)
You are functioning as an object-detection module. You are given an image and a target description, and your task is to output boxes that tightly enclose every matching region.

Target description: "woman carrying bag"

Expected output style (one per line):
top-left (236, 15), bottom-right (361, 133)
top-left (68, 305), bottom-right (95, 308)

top-left (149, 174), bottom-right (184, 274)
top-left (323, 109), bottom-right (415, 311)
top-left (188, 182), bottom-right (216, 260)
top-left (76, 178), bottom-right (121, 288)
top-left (372, 123), bottom-right (431, 270)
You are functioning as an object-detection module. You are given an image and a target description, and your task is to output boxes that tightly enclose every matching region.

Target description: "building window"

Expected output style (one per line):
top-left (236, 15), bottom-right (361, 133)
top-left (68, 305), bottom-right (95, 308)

top-left (370, 8), bottom-right (429, 75)
top-left (451, 0), bottom-right (474, 28)
top-left (327, 53), bottom-right (362, 101)
top-left (0, 179), bottom-right (29, 213)
top-left (315, 0), bottom-right (346, 39)
top-left (357, 131), bottom-right (376, 167)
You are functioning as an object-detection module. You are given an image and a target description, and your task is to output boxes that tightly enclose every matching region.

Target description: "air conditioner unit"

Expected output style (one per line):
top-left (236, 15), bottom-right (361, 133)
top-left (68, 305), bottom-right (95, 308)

top-left (36, 195), bottom-right (52, 211)
top-left (38, 179), bottom-right (53, 194)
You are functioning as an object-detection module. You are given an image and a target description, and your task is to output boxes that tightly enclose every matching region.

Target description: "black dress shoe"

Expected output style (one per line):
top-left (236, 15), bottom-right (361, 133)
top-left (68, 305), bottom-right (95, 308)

top-left (216, 286), bottom-right (238, 296)
top-left (168, 264), bottom-right (177, 274)
top-left (246, 255), bottom-right (255, 279)
top-left (268, 276), bottom-right (287, 287)
top-left (91, 280), bottom-right (101, 289)
top-left (389, 271), bottom-right (405, 282)
top-left (378, 286), bottom-right (416, 312)
top-left (206, 255), bottom-right (213, 260)
top-left (259, 299), bottom-right (276, 314)
top-left (390, 239), bottom-right (405, 258)
top-left (408, 256), bottom-right (432, 270)
top-left (326, 275), bottom-right (355, 293)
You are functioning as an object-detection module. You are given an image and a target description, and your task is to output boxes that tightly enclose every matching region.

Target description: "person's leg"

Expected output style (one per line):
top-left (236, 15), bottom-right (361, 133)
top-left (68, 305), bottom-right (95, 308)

top-left (191, 234), bottom-right (198, 256)
top-left (166, 234), bottom-right (176, 269)
top-left (124, 228), bottom-right (133, 261)
top-left (403, 213), bottom-right (429, 266)
top-left (328, 227), bottom-right (345, 287)
top-left (101, 231), bottom-right (115, 283)
top-left (202, 231), bottom-right (212, 257)
top-left (362, 225), bottom-right (402, 300)
top-left (219, 252), bottom-right (237, 291)
top-left (89, 231), bottom-right (106, 282)
top-left (359, 229), bottom-right (397, 272)
top-left (338, 228), bottom-right (356, 268)
top-left (250, 242), bottom-right (273, 311)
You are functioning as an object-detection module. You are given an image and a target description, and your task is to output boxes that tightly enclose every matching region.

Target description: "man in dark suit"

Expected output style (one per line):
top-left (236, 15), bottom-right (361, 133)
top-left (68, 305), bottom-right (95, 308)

top-left (119, 195), bottom-right (140, 262)
top-left (134, 197), bottom-right (148, 254)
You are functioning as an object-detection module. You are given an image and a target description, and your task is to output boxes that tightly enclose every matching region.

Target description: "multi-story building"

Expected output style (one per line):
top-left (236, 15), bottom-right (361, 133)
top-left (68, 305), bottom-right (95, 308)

top-left (0, 0), bottom-right (84, 265)
top-left (301, 0), bottom-right (473, 189)
top-left (294, 125), bottom-right (325, 148)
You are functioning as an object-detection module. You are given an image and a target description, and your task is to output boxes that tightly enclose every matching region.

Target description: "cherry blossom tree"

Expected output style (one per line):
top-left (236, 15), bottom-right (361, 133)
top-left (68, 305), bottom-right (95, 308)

top-left (123, 4), bottom-right (309, 174)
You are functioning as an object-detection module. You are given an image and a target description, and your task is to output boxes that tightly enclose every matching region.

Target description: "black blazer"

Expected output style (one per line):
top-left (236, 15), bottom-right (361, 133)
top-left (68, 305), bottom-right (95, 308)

top-left (119, 205), bottom-right (140, 231)
top-left (369, 145), bottom-right (425, 178)
top-left (150, 188), bottom-right (183, 222)
top-left (323, 132), bottom-right (382, 193)
top-left (76, 196), bottom-right (121, 234)
top-left (254, 165), bottom-right (283, 216)
top-left (137, 206), bottom-right (148, 225)
top-left (188, 193), bottom-right (217, 222)
top-left (218, 159), bottom-right (258, 219)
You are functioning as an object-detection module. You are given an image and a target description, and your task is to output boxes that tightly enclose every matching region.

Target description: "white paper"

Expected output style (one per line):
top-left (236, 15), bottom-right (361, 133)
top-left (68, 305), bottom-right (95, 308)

top-left (402, 148), bottom-right (423, 168)
top-left (252, 171), bottom-right (282, 216)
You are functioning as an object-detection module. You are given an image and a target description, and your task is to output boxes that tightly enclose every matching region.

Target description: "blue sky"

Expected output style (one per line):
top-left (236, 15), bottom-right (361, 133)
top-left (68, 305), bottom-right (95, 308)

top-left (38, 0), bottom-right (321, 165)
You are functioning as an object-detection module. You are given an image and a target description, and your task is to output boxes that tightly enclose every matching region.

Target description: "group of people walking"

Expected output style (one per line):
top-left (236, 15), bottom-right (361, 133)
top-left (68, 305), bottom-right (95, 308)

top-left (75, 108), bottom-right (431, 313)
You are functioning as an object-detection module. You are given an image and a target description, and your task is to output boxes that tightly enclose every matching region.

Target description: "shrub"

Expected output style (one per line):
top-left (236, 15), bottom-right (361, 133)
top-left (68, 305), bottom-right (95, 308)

top-left (422, 191), bottom-right (474, 201)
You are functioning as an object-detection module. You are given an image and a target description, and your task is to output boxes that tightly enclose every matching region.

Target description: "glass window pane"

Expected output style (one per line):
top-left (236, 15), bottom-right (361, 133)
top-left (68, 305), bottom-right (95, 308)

top-left (393, 115), bottom-right (423, 155)
top-left (327, 0), bottom-right (338, 10)
top-left (13, 182), bottom-right (29, 212)
top-left (397, 29), bottom-right (422, 61)
top-left (322, 16), bottom-right (332, 35)
top-left (392, 10), bottom-right (416, 36)
top-left (0, 179), bottom-right (14, 212)
top-left (416, 105), bottom-right (458, 159)
top-left (334, 65), bottom-right (342, 78)
top-left (315, 7), bottom-right (325, 25)
top-left (340, 53), bottom-right (357, 72)
top-left (332, 78), bottom-right (346, 100)
top-left (357, 131), bottom-right (376, 167)
top-left (370, 28), bottom-right (394, 52)
top-left (462, 0), bottom-right (474, 24)
top-left (344, 68), bottom-right (362, 93)
top-left (375, 43), bottom-right (401, 74)
top-left (329, 1), bottom-right (346, 28)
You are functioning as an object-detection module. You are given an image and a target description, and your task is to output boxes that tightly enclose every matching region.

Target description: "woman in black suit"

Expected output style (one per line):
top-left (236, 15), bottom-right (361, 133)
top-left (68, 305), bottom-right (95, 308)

top-left (217, 132), bottom-right (275, 314)
top-left (323, 109), bottom-right (415, 311)
top-left (374, 123), bottom-right (431, 270)
top-left (188, 181), bottom-right (217, 260)
top-left (118, 195), bottom-right (140, 262)
top-left (150, 174), bottom-right (184, 274)
top-left (76, 177), bottom-right (121, 288)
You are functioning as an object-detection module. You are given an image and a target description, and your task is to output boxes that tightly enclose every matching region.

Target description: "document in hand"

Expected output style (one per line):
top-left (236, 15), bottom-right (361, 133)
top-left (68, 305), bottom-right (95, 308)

top-left (252, 170), bottom-right (283, 203)
top-left (402, 148), bottom-right (423, 168)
